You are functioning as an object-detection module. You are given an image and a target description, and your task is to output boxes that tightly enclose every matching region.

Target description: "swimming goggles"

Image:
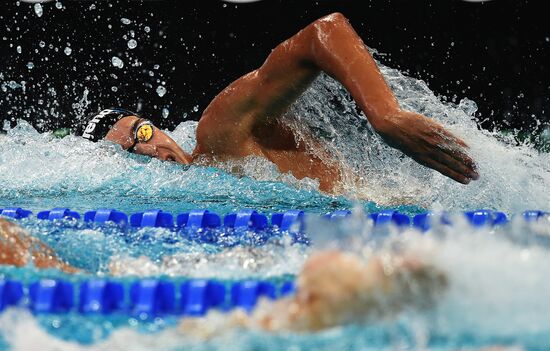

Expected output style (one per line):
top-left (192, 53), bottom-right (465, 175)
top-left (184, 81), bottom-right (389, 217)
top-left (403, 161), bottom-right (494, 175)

top-left (128, 119), bottom-right (154, 151)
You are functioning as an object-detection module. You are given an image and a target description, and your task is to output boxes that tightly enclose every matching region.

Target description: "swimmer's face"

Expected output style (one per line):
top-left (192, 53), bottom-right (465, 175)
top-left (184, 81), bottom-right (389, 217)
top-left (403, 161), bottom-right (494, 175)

top-left (105, 116), bottom-right (192, 164)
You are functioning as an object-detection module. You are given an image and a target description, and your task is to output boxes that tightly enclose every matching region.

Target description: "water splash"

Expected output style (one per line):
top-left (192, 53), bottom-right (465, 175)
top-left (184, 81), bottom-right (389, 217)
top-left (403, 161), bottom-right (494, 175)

top-left (284, 68), bottom-right (550, 212)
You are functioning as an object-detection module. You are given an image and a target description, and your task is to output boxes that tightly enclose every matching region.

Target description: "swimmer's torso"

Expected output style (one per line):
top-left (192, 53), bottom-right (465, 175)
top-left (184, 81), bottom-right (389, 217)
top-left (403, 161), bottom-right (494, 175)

top-left (193, 110), bottom-right (341, 192)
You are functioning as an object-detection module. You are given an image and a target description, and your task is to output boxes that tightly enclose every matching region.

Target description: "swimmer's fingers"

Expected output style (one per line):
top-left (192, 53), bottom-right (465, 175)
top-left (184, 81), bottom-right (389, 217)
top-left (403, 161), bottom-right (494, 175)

top-left (437, 149), bottom-right (479, 182)
top-left (417, 156), bottom-right (472, 184)
top-left (430, 126), bottom-right (479, 180)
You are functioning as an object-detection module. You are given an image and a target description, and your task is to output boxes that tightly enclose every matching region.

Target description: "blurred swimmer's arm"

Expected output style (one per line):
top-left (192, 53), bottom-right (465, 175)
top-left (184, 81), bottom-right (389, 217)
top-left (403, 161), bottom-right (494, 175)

top-left (197, 12), bottom-right (478, 183)
top-left (261, 251), bottom-right (448, 331)
top-left (178, 251), bottom-right (447, 335)
top-left (0, 219), bottom-right (78, 273)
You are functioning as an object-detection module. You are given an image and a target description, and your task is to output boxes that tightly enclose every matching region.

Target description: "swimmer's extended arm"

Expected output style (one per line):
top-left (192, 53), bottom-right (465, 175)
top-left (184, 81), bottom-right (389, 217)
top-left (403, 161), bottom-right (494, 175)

top-left (198, 12), bottom-right (478, 183)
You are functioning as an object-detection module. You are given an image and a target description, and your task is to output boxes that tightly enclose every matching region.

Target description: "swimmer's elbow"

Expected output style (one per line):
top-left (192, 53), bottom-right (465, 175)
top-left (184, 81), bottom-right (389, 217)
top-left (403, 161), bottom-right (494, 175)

top-left (317, 12), bottom-right (348, 24)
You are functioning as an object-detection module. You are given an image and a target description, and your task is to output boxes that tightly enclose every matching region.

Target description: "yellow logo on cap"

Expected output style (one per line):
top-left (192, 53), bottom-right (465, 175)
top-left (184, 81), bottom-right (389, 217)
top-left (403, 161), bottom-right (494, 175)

top-left (136, 124), bottom-right (153, 142)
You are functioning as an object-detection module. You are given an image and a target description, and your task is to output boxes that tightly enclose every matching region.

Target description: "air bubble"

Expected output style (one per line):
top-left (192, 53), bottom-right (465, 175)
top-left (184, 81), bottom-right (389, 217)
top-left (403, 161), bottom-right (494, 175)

top-left (34, 3), bottom-right (43, 17)
top-left (127, 39), bottom-right (137, 49)
top-left (111, 56), bottom-right (124, 68)
top-left (156, 85), bottom-right (166, 97)
top-left (144, 26), bottom-right (150, 33)
top-left (16, 45), bottom-right (21, 54)
top-left (121, 18), bottom-right (131, 25)
top-left (26, 62), bottom-right (34, 69)
top-left (162, 108), bottom-right (169, 118)
top-left (64, 47), bottom-right (72, 55)
top-left (55, 2), bottom-right (62, 9)
top-left (39, 41), bottom-right (45, 48)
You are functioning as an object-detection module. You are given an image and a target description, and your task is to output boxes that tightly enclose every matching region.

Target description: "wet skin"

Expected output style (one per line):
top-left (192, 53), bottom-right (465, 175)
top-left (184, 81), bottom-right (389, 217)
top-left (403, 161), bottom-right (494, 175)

top-left (107, 12), bottom-right (479, 193)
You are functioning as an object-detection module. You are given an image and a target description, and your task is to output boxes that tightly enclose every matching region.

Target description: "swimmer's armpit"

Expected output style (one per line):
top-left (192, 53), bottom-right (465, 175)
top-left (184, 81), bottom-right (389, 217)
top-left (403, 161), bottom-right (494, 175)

top-left (0, 219), bottom-right (78, 273)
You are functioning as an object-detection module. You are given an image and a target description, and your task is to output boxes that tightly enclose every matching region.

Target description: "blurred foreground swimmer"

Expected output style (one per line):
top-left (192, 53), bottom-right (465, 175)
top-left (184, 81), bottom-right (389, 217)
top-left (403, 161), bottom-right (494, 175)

top-left (0, 219), bottom-right (447, 332)
top-left (0, 219), bottom-right (77, 273)
top-left (76, 12), bottom-right (479, 193)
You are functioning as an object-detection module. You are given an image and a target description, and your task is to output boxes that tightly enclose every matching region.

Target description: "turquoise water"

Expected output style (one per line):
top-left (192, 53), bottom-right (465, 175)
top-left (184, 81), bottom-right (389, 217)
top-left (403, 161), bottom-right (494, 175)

top-left (1, 62), bottom-right (549, 350)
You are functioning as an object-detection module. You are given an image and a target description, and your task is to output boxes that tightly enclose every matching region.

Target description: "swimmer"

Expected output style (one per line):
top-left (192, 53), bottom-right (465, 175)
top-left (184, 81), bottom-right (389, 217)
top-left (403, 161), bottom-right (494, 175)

top-left (0, 218), bottom-right (446, 332)
top-left (76, 12), bottom-right (479, 193)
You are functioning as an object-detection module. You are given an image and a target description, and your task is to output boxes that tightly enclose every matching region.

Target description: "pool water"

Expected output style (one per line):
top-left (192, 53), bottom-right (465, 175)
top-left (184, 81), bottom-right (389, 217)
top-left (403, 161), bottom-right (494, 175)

top-left (0, 61), bottom-right (549, 350)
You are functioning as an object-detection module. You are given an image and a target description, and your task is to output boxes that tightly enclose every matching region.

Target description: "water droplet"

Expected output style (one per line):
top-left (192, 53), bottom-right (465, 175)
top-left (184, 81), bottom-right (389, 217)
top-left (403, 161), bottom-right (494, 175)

top-left (127, 39), bottom-right (137, 49)
top-left (64, 46), bottom-right (72, 55)
top-left (34, 3), bottom-right (43, 17)
top-left (16, 45), bottom-right (21, 54)
top-left (111, 56), bottom-right (124, 68)
top-left (121, 18), bottom-right (131, 25)
top-left (156, 85), bottom-right (166, 97)
top-left (27, 62), bottom-right (34, 69)
top-left (39, 41), bottom-right (45, 48)
top-left (162, 107), bottom-right (169, 118)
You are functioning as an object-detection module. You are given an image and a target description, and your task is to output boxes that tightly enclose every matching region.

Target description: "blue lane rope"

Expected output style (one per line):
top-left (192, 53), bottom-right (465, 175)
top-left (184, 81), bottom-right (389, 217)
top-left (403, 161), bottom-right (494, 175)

top-left (0, 278), bottom-right (295, 317)
top-left (1, 207), bottom-right (549, 233)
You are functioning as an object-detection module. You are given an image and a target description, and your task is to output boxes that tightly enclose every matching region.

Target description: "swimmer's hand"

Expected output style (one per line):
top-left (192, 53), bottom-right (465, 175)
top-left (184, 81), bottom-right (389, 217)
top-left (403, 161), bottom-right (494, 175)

top-left (374, 110), bottom-right (479, 184)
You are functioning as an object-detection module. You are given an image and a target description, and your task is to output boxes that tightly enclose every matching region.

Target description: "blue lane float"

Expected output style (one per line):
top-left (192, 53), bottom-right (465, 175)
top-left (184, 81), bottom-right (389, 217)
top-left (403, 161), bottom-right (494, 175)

top-left (369, 210), bottom-right (411, 227)
top-left (271, 210), bottom-right (304, 232)
top-left (181, 280), bottom-right (225, 316)
top-left (177, 210), bottom-right (221, 229)
top-left (224, 210), bottom-right (268, 231)
top-left (231, 280), bottom-right (277, 312)
top-left (37, 208), bottom-right (81, 221)
top-left (84, 209), bottom-right (128, 227)
top-left (0, 280), bottom-right (24, 311)
top-left (0, 278), bottom-right (292, 316)
top-left (29, 279), bottom-right (74, 313)
top-left (464, 209), bottom-right (508, 227)
top-left (130, 280), bottom-right (176, 316)
top-left (80, 280), bottom-right (124, 314)
top-left (0, 207), bottom-right (32, 219)
top-left (130, 210), bottom-right (174, 228)
top-left (522, 210), bottom-right (549, 222)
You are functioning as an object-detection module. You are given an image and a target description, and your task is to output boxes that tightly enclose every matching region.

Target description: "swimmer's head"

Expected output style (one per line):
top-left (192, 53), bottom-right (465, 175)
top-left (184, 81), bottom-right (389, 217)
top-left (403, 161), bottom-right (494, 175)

top-left (77, 108), bottom-right (192, 164)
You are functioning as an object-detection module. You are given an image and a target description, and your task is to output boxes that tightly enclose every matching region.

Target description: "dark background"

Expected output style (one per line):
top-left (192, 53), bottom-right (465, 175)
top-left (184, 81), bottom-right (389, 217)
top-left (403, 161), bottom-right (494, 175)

top-left (1, 0), bottom-right (548, 136)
